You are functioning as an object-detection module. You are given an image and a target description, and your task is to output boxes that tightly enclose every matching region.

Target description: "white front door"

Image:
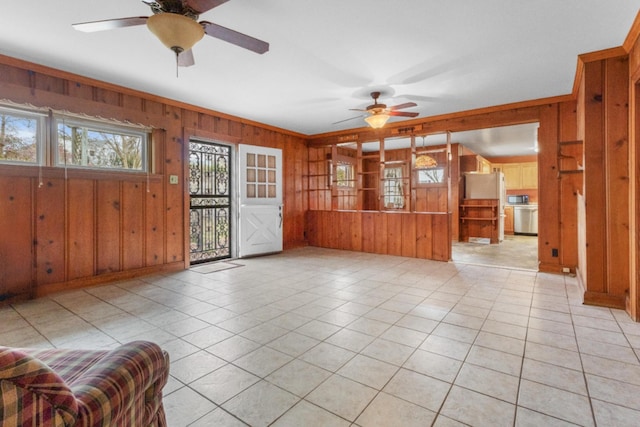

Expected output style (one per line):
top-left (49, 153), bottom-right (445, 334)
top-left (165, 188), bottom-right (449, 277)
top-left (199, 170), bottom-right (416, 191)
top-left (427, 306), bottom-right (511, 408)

top-left (238, 144), bottom-right (283, 257)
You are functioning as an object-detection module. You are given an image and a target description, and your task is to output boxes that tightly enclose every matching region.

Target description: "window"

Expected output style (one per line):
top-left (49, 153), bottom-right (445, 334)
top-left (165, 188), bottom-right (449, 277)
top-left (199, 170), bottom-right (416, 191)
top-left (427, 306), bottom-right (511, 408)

top-left (0, 106), bottom-right (44, 164)
top-left (335, 162), bottom-right (355, 188)
top-left (57, 119), bottom-right (147, 171)
top-left (383, 166), bottom-right (404, 208)
top-left (417, 168), bottom-right (445, 184)
top-left (0, 103), bottom-right (151, 172)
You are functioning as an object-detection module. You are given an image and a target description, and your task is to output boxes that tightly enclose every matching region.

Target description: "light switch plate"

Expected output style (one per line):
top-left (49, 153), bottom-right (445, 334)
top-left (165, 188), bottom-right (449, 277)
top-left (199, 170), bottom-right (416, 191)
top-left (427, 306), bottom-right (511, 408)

top-left (169, 175), bottom-right (179, 184)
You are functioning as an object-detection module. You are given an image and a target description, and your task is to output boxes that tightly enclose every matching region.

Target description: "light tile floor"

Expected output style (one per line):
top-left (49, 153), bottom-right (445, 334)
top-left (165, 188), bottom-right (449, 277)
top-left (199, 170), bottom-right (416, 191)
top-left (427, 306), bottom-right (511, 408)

top-left (453, 235), bottom-right (538, 271)
top-left (2, 247), bottom-right (640, 426)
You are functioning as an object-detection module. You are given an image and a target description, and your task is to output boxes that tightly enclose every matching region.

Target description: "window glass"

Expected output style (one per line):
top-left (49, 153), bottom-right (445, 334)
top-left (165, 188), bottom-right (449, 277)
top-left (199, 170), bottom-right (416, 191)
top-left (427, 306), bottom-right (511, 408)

top-left (57, 119), bottom-right (147, 171)
top-left (417, 168), bottom-right (445, 184)
top-left (0, 107), bottom-right (41, 164)
top-left (383, 166), bottom-right (404, 208)
top-left (335, 162), bottom-right (355, 188)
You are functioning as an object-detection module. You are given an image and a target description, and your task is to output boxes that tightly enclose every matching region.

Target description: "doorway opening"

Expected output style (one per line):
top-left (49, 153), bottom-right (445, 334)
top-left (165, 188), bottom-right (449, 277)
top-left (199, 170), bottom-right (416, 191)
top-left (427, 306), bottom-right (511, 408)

top-left (451, 123), bottom-right (539, 271)
top-left (189, 140), bottom-right (232, 264)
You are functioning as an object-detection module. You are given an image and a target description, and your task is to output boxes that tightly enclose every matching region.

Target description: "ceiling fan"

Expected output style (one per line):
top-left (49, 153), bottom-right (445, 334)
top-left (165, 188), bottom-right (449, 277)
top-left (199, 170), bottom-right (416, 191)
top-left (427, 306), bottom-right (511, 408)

top-left (72, 0), bottom-right (269, 70)
top-left (336, 92), bottom-right (419, 128)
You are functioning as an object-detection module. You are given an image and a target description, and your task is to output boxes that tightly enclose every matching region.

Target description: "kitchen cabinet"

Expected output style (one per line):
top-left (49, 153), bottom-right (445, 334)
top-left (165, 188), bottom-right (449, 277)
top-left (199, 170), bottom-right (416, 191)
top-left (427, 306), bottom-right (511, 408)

top-left (504, 206), bottom-right (514, 234)
top-left (501, 162), bottom-right (538, 189)
top-left (460, 155), bottom-right (491, 173)
top-left (502, 164), bottom-right (522, 189)
top-left (521, 163), bottom-right (538, 188)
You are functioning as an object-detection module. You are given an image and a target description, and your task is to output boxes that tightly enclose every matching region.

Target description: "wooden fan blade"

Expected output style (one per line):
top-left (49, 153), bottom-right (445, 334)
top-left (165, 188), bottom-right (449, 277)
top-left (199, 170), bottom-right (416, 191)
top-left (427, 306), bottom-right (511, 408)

top-left (389, 111), bottom-right (419, 117)
top-left (73, 17), bottom-right (148, 32)
top-left (178, 49), bottom-right (195, 67)
top-left (348, 108), bottom-right (368, 112)
top-left (389, 102), bottom-right (417, 111)
top-left (333, 115), bottom-right (366, 125)
top-left (202, 21), bottom-right (269, 54)
top-left (185, 0), bottom-right (230, 13)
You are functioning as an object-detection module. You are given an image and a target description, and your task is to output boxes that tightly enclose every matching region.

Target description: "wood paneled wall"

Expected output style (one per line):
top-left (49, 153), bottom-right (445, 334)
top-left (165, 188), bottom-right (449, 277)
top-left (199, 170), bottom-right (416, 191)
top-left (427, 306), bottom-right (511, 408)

top-left (0, 56), bottom-right (307, 304)
top-left (306, 210), bottom-right (450, 261)
top-left (309, 105), bottom-right (577, 271)
top-left (626, 30), bottom-right (640, 320)
top-left (576, 54), bottom-right (630, 309)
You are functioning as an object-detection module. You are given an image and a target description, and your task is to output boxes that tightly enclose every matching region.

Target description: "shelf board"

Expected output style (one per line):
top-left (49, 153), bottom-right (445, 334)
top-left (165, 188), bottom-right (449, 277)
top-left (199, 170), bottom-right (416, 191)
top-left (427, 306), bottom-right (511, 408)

top-left (558, 140), bottom-right (583, 146)
top-left (461, 217), bottom-right (498, 220)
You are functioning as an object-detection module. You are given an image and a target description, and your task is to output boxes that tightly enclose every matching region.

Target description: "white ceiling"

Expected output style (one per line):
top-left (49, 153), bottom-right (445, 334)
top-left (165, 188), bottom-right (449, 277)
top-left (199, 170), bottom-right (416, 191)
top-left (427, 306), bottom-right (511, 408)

top-left (0, 1), bottom-right (638, 156)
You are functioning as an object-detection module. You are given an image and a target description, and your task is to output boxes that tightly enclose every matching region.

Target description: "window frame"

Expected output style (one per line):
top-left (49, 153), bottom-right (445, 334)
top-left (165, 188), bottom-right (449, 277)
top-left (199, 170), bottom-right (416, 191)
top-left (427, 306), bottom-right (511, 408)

top-left (54, 116), bottom-right (150, 173)
top-left (0, 105), bottom-right (47, 166)
top-left (382, 165), bottom-right (406, 209)
top-left (335, 161), bottom-right (355, 188)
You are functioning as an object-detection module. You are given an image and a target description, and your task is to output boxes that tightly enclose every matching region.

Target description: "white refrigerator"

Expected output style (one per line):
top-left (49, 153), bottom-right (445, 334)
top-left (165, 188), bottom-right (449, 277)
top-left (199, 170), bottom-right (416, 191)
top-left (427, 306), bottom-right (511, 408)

top-left (464, 172), bottom-right (506, 242)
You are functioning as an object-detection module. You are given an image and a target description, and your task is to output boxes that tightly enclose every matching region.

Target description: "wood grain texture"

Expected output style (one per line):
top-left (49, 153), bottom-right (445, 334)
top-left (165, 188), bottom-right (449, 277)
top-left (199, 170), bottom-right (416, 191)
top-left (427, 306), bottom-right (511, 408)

top-left (0, 177), bottom-right (33, 302)
top-left (305, 210), bottom-right (449, 262)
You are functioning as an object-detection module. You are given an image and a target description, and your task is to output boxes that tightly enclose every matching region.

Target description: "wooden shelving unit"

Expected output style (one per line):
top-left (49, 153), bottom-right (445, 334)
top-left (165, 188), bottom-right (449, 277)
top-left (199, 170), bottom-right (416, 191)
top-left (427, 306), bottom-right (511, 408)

top-left (459, 199), bottom-right (500, 243)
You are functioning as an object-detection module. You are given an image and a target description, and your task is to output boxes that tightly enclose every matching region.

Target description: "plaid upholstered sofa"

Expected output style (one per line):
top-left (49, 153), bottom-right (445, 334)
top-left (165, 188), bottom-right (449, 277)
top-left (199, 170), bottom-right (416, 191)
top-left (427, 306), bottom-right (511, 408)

top-left (0, 340), bottom-right (169, 426)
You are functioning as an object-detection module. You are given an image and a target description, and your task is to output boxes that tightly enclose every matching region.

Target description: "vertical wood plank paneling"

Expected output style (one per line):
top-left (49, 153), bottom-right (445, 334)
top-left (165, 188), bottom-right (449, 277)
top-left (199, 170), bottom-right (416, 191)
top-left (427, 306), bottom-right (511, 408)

top-left (559, 173), bottom-right (581, 269)
top-left (96, 180), bottom-right (121, 274)
top-left (538, 104), bottom-right (561, 271)
top-left (373, 212), bottom-right (388, 254)
top-left (361, 212), bottom-right (375, 253)
top-left (35, 179), bottom-right (66, 285)
top-left (338, 211), bottom-right (351, 250)
top-left (165, 108), bottom-right (184, 263)
top-left (583, 61), bottom-right (607, 293)
top-left (0, 177), bottom-right (33, 300)
top-left (67, 179), bottom-right (95, 280)
top-left (122, 181), bottom-right (145, 270)
top-left (401, 214), bottom-right (417, 258)
top-left (350, 211), bottom-right (362, 252)
top-left (557, 101), bottom-right (580, 271)
top-left (306, 211), bottom-right (448, 262)
top-left (386, 214), bottom-right (403, 256)
top-left (432, 214), bottom-right (451, 261)
top-left (306, 211), bottom-right (319, 247)
top-left (604, 56), bottom-right (630, 297)
top-left (416, 214), bottom-right (433, 259)
top-left (146, 180), bottom-right (165, 266)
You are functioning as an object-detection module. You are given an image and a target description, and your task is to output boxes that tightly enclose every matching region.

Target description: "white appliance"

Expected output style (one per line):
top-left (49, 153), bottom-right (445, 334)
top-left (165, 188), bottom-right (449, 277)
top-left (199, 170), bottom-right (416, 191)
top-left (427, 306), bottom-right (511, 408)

top-left (464, 172), bottom-right (506, 242)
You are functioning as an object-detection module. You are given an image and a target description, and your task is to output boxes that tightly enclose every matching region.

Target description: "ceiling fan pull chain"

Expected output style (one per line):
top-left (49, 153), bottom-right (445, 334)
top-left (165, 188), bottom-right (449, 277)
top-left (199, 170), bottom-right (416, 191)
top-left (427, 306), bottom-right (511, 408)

top-left (174, 47), bottom-right (181, 77)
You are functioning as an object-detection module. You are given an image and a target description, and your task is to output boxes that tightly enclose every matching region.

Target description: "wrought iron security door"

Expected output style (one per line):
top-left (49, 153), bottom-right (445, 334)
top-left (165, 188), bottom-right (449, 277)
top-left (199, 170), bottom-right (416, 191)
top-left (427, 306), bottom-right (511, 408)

top-left (189, 141), bottom-right (231, 264)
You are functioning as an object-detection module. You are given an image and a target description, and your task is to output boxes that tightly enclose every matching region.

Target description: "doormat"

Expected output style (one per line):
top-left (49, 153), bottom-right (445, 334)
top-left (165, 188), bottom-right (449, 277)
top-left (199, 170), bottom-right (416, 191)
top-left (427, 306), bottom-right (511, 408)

top-left (191, 261), bottom-right (243, 274)
top-left (468, 237), bottom-right (491, 245)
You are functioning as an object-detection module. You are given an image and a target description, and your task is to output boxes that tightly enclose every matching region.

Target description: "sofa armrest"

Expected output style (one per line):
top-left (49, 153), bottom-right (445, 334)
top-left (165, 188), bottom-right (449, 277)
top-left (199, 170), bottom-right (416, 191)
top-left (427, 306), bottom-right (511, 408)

top-left (0, 347), bottom-right (78, 426)
top-left (69, 341), bottom-right (169, 427)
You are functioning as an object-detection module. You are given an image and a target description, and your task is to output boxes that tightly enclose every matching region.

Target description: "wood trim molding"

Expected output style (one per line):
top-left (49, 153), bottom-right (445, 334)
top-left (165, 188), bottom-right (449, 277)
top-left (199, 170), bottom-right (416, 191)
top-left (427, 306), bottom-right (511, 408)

top-left (572, 47), bottom-right (628, 96)
top-left (34, 261), bottom-right (185, 297)
top-left (623, 10), bottom-right (640, 53)
top-left (583, 291), bottom-right (627, 310)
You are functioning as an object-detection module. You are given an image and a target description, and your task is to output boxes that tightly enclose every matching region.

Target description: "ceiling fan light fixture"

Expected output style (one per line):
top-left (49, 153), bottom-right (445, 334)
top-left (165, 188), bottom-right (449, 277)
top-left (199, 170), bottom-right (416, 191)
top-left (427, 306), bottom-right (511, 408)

top-left (364, 113), bottom-right (390, 129)
top-left (147, 13), bottom-right (204, 53)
